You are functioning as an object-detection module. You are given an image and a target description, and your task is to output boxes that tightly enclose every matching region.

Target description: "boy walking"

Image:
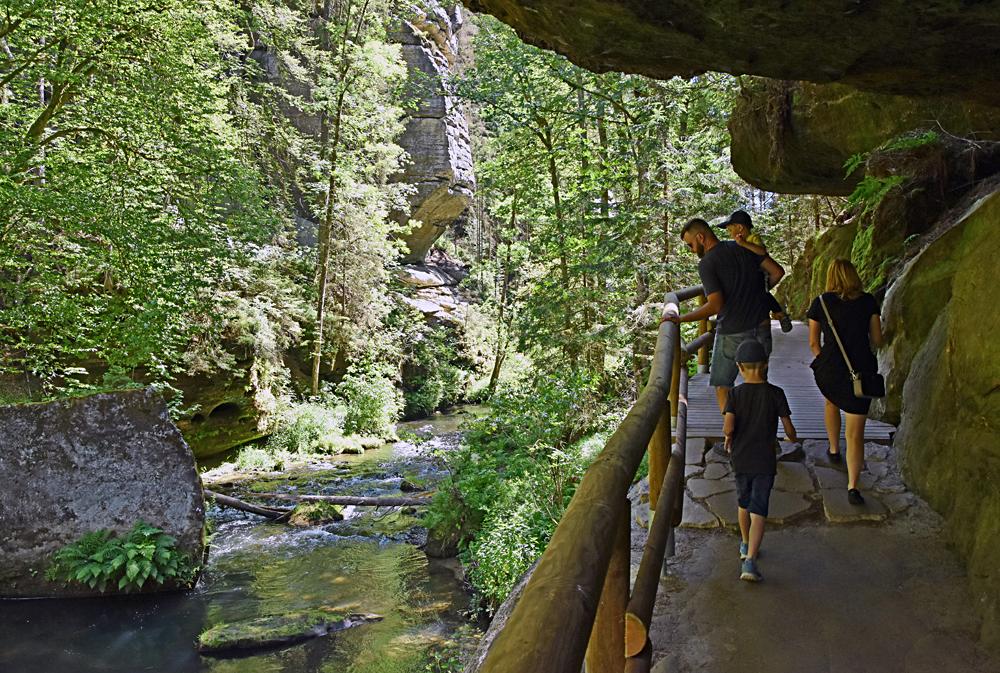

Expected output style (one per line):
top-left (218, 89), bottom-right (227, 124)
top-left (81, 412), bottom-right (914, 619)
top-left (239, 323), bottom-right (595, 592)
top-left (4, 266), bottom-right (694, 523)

top-left (723, 339), bottom-right (799, 582)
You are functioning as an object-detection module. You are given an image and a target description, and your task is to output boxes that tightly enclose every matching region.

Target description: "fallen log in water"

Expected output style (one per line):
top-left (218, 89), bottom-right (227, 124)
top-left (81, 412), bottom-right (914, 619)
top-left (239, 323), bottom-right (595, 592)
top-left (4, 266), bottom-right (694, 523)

top-left (204, 489), bottom-right (292, 520)
top-left (250, 493), bottom-right (433, 507)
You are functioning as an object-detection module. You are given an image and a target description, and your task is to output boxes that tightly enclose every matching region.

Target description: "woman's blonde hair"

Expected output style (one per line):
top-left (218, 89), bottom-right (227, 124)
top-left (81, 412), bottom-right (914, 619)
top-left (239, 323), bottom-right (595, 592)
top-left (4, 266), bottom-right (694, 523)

top-left (825, 258), bottom-right (864, 299)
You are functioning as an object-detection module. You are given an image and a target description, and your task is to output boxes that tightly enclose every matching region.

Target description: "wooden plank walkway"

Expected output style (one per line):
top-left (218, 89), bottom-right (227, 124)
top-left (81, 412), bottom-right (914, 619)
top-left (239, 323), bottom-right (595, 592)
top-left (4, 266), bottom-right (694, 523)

top-left (686, 320), bottom-right (895, 441)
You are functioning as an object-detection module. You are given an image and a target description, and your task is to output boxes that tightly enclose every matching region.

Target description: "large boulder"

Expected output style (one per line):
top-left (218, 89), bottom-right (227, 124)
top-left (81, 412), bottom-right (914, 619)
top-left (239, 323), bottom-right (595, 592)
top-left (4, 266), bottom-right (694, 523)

top-left (0, 388), bottom-right (206, 597)
top-left (392, 2), bottom-right (476, 262)
top-left (881, 186), bottom-right (1000, 646)
top-left (729, 80), bottom-right (1000, 195)
top-left (465, 0), bottom-right (1000, 106)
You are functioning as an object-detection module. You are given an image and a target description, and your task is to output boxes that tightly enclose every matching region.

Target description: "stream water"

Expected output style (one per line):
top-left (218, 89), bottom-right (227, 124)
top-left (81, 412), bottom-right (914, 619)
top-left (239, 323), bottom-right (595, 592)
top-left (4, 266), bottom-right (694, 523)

top-left (0, 407), bottom-right (485, 673)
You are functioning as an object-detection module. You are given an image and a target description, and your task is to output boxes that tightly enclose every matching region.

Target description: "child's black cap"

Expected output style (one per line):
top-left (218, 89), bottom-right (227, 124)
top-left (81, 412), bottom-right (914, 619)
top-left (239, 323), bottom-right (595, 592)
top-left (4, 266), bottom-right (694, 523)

top-left (719, 209), bottom-right (753, 230)
top-left (735, 339), bottom-right (768, 364)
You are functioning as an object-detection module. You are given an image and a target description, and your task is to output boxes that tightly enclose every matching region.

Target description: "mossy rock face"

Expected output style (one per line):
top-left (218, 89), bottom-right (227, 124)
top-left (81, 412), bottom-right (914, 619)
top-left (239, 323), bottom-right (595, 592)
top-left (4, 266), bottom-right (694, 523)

top-left (466, 1), bottom-right (1000, 106)
top-left (884, 188), bottom-right (1000, 648)
top-left (173, 367), bottom-right (266, 459)
top-left (198, 609), bottom-right (383, 655)
top-left (729, 80), bottom-right (1000, 195)
top-left (776, 221), bottom-right (858, 319)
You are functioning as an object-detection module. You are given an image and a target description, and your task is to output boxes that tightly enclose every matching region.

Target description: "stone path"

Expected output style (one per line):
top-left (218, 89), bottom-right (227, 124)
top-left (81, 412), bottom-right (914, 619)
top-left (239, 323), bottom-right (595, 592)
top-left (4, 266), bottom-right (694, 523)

top-left (626, 436), bottom-right (1000, 673)
top-left (676, 437), bottom-right (907, 530)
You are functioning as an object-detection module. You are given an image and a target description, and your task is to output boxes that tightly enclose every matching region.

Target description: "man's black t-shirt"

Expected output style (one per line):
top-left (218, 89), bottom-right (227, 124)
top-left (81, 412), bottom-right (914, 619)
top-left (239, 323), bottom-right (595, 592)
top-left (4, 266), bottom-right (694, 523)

top-left (723, 382), bottom-right (791, 475)
top-left (698, 241), bottom-right (769, 334)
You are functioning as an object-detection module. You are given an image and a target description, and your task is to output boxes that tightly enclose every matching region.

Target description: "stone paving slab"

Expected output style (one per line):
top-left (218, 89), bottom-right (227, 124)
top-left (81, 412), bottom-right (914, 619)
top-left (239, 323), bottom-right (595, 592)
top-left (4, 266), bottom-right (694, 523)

top-left (767, 491), bottom-right (815, 524)
top-left (702, 462), bottom-right (731, 480)
top-left (814, 466), bottom-right (876, 491)
top-left (883, 492), bottom-right (915, 514)
top-left (774, 463), bottom-right (813, 493)
top-left (821, 488), bottom-right (888, 523)
top-left (680, 494), bottom-right (718, 529)
top-left (704, 491), bottom-right (739, 527)
top-left (777, 442), bottom-right (805, 462)
top-left (685, 438), bottom-right (706, 466)
top-left (688, 477), bottom-right (736, 499)
top-left (706, 445), bottom-right (729, 464)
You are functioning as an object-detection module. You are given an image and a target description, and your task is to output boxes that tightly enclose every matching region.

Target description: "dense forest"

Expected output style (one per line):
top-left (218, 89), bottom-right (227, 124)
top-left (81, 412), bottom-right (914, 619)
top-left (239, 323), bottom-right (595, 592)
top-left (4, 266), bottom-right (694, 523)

top-left (1, 0), bottom-right (842, 613)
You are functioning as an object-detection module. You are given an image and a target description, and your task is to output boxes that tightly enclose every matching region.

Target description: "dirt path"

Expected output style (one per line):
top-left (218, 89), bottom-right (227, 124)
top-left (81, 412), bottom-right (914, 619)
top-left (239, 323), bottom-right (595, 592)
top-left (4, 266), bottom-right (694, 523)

top-left (633, 438), bottom-right (1000, 673)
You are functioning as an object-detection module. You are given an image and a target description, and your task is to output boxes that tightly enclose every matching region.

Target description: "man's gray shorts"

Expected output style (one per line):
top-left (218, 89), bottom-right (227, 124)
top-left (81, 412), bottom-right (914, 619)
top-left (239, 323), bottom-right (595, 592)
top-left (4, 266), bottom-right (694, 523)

top-left (710, 324), bottom-right (773, 388)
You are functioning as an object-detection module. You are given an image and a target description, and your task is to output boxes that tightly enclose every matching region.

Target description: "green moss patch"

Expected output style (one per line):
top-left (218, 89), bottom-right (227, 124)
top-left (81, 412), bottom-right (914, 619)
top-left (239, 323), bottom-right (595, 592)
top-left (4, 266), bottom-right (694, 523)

top-left (198, 609), bottom-right (382, 655)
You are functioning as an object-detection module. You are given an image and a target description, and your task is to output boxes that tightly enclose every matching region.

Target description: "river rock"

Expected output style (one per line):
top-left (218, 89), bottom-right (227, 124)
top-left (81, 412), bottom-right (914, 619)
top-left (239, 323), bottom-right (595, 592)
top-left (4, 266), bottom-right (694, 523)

top-left (0, 389), bottom-right (205, 597)
top-left (198, 610), bottom-right (382, 655)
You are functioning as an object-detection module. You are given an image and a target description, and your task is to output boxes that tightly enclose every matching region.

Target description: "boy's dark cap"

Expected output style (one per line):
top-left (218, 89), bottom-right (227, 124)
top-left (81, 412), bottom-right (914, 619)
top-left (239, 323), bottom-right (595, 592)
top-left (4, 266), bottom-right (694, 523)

top-left (720, 209), bottom-right (753, 229)
top-left (735, 339), bottom-right (768, 364)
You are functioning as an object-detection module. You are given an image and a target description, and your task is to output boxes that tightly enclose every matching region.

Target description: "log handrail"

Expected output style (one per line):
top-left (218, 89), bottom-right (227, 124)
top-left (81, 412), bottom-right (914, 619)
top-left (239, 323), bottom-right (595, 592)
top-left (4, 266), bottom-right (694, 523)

top-left (474, 285), bottom-right (709, 673)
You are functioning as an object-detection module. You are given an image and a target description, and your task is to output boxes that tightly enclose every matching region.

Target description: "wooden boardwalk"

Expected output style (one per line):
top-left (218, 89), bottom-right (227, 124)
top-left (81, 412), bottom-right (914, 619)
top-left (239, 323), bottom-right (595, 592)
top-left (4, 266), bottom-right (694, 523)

top-left (686, 321), bottom-right (895, 441)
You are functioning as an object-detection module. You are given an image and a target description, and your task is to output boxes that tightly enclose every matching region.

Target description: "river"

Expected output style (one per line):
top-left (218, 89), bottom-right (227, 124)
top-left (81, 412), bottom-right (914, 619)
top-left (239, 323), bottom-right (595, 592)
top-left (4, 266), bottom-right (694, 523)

top-left (0, 407), bottom-right (485, 673)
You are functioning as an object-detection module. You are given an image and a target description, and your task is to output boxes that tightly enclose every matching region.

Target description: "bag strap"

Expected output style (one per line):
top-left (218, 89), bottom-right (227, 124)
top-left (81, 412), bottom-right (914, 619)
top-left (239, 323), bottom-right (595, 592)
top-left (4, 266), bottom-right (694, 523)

top-left (819, 294), bottom-right (858, 378)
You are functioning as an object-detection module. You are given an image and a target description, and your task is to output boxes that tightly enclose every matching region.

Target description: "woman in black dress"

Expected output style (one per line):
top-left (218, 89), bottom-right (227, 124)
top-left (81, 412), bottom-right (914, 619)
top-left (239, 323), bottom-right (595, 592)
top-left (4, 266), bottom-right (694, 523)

top-left (807, 259), bottom-right (884, 505)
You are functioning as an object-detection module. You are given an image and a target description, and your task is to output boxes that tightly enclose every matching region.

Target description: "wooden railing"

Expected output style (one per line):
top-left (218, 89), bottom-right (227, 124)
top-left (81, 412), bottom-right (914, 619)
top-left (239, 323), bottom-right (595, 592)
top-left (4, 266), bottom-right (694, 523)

top-left (474, 286), bottom-right (714, 673)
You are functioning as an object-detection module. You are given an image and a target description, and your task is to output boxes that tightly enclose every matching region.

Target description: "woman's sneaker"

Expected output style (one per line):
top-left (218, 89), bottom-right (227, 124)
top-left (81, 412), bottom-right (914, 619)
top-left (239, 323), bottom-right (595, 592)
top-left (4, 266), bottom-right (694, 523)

top-left (740, 558), bottom-right (762, 582)
top-left (848, 488), bottom-right (865, 505)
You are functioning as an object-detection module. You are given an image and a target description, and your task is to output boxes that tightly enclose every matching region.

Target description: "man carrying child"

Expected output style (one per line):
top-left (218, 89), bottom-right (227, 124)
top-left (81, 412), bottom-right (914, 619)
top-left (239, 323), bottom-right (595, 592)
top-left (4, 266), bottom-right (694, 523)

top-left (723, 339), bottom-right (799, 582)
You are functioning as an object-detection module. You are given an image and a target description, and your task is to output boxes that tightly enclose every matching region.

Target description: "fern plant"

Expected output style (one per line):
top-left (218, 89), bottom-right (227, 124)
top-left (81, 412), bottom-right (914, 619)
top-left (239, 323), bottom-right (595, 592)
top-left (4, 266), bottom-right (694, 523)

top-left (46, 521), bottom-right (198, 593)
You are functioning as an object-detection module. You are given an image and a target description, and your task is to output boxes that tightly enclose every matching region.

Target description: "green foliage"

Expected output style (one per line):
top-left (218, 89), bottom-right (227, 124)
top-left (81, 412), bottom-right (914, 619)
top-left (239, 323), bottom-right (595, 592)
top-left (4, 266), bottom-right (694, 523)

top-left (846, 175), bottom-right (907, 216)
top-left (426, 369), bottom-right (612, 610)
top-left (338, 366), bottom-right (403, 437)
top-left (233, 445), bottom-right (286, 472)
top-left (0, 0), bottom-right (280, 386)
top-left (842, 129), bottom-right (936, 217)
top-left (266, 403), bottom-right (346, 454)
top-left (46, 521), bottom-right (197, 593)
top-left (402, 325), bottom-right (469, 418)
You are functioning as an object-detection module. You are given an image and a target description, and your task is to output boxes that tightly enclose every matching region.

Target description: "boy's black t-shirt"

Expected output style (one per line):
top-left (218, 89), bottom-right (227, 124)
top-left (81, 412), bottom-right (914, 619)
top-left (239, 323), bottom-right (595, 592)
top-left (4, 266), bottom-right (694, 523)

top-left (723, 382), bottom-right (791, 475)
top-left (698, 240), bottom-right (769, 334)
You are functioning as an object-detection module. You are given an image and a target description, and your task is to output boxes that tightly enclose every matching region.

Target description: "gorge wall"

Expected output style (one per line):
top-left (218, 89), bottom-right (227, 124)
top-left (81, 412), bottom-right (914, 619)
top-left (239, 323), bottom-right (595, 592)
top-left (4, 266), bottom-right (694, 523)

top-left (174, 1), bottom-right (475, 457)
top-left (392, 2), bottom-right (476, 262)
top-left (466, 0), bottom-right (1000, 644)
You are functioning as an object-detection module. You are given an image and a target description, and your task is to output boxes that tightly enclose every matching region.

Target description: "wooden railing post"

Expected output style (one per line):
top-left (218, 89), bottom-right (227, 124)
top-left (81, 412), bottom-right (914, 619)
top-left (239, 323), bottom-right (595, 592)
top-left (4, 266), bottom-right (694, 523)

top-left (697, 294), bottom-right (711, 374)
top-left (585, 496), bottom-right (630, 673)
top-left (647, 408), bottom-right (670, 516)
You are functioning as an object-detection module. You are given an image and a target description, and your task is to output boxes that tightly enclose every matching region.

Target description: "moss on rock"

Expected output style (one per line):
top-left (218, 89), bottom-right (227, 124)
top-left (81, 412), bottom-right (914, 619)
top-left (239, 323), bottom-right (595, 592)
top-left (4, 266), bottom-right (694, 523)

top-left (198, 608), bottom-right (382, 654)
top-left (880, 188), bottom-right (1000, 647)
top-left (729, 80), bottom-right (1000, 195)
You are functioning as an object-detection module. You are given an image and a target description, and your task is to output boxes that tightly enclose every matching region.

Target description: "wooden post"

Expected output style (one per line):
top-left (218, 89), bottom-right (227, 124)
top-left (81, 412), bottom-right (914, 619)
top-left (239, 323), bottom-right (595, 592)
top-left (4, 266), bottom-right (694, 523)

top-left (647, 407), bottom-right (670, 515)
top-left (697, 294), bottom-right (711, 374)
top-left (668, 340), bottom-right (682, 426)
top-left (585, 497), bottom-right (630, 673)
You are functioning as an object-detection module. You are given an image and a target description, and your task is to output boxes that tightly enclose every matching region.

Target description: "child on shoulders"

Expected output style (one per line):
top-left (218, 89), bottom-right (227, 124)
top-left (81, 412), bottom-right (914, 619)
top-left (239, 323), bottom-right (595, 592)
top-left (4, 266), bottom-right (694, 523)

top-left (720, 209), bottom-right (794, 333)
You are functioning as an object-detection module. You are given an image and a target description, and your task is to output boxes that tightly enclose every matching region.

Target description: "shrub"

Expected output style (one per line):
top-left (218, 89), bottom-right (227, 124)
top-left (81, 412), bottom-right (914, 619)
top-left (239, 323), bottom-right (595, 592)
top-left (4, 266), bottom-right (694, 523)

top-left (426, 369), bottom-right (613, 610)
top-left (46, 521), bottom-right (198, 593)
top-left (233, 445), bottom-right (285, 471)
top-left (338, 368), bottom-right (402, 437)
top-left (266, 402), bottom-right (345, 454)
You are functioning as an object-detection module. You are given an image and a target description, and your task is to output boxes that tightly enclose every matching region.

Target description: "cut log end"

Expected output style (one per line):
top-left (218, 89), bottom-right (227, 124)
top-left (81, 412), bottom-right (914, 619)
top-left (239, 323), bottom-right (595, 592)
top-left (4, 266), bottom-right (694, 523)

top-left (624, 612), bottom-right (648, 658)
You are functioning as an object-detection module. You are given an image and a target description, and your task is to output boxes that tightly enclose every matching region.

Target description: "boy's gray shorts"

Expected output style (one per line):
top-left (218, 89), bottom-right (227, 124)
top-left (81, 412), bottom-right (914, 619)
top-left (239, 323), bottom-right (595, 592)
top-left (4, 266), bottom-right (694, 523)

top-left (710, 325), bottom-right (773, 387)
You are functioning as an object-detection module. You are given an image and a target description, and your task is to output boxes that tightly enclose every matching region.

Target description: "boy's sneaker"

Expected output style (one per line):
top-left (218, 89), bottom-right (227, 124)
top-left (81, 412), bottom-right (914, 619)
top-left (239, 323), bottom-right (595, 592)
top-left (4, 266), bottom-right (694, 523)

top-left (739, 541), bottom-right (749, 560)
top-left (740, 558), bottom-right (762, 582)
top-left (779, 313), bottom-right (794, 333)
